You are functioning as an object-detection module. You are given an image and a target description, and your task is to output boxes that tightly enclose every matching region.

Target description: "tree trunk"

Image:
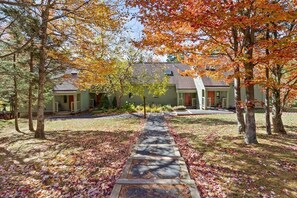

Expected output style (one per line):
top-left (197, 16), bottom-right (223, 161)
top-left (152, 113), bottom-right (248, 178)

top-left (242, 26), bottom-right (258, 144)
top-left (116, 95), bottom-right (122, 109)
top-left (264, 27), bottom-right (272, 135)
top-left (265, 68), bottom-right (272, 135)
top-left (244, 84), bottom-right (257, 143)
top-left (28, 42), bottom-right (34, 131)
top-left (234, 66), bottom-right (245, 134)
top-left (143, 96), bottom-right (146, 118)
top-left (272, 89), bottom-right (286, 134)
top-left (35, 6), bottom-right (50, 139)
top-left (244, 63), bottom-right (258, 144)
top-left (13, 53), bottom-right (20, 132)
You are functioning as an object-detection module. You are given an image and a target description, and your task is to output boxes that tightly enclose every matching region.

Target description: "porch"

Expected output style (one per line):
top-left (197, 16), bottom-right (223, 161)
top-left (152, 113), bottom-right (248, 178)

top-left (52, 93), bottom-right (81, 113)
top-left (201, 88), bottom-right (229, 109)
top-left (177, 91), bottom-right (197, 108)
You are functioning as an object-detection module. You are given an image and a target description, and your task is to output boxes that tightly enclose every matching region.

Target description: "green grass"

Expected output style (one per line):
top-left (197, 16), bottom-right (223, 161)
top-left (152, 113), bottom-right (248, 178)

top-left (0, 117), bottom-right (142, 197)
top-left (168, 113), bottom-right (297, 197)
top-left (0, 119), bottom-right (14, 129)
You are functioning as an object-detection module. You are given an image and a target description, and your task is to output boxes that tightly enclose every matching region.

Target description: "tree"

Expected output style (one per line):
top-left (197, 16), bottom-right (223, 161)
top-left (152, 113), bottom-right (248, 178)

top-left (81, 61), bottom-right (133, 109)
top-left (126, 0), bottom-right (297, 143)
top-left (0, 1), bottom-right (123, 138)
top-left (130, 63), bottom-right (169, 118)
top-left (256, 2), bottom-right (297, 134)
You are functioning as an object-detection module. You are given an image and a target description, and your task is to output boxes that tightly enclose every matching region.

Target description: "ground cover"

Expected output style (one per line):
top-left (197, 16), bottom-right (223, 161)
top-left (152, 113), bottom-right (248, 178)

top-left (0, 117), bottom-right (143, 197)
top-left (167, 113), bottom-right (297, 197)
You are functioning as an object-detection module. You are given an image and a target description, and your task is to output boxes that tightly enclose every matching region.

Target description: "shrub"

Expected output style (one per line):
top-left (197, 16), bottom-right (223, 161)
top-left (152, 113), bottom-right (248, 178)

top-left (162, 105), bottom-right (173, 112)
top-left (151, 104), bottom-right (162, 113)
top-left (99, 94), bottom-right (110, 109)
top-left (136, 105), bottom-right (144, 111)
top-left (146, 106), bottom-right (151, 113)
top-left (123, 101), bottom-right (137, 113)
top-left (112, 97), bottom-right (117, 108)
top-left (173, 105), bottom-right (187, 111)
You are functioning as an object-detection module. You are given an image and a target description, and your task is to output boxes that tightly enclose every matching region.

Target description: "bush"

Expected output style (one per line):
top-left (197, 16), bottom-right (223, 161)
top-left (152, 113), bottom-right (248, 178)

top-left (123, 101), bottom-right (137, 113)
top-left (145, 106), bottom-right (151, 113)
top-left (151, 104), bottom-right (162, 113)
top-left (173, 105), bottom-right (187, 111)
top-left (162, 105), bottom-right (173, 112)
top-left (291, 99), bottom-right (297, 107)
top-left (99, 94), bottom-right (110, 109)
top-left (136, 105), bottom-right (144, 111)
top-left (112, 97), bottom-right (117, 108)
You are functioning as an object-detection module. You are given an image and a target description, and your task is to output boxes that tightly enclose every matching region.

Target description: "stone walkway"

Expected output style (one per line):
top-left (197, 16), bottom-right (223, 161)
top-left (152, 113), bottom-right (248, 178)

top-left (110, 114), bottom-right (200, 198)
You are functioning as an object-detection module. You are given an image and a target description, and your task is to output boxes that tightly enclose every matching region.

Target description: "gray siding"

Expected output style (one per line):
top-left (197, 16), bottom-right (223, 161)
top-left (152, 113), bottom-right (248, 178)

top-left (80, 91), bottom-right (90, 111)
top-left (122, 86), bottom-right (177, 106)
top-left (228, 84), bottom-right (264, 108)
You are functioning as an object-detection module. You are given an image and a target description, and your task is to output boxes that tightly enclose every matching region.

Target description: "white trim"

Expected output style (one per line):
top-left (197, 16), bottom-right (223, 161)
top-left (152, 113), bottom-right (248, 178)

top-left (192, 98), bottom-right (196, 107)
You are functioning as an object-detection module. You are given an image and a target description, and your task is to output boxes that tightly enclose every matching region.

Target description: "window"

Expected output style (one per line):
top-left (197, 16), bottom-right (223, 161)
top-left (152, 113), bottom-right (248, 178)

top-left (164, 69), bottom-right (174, 76)
top-left (202, 90), bottom-right (205, 97)
top-left (64, 96), bottom-right (67, 103)
top-left (206, 65), bottom-right (216, 71)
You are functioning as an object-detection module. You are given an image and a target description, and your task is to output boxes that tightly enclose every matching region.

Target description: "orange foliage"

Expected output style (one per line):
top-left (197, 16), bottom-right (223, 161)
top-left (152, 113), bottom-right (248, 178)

top-left (127, 0), bottom-right (297, 102)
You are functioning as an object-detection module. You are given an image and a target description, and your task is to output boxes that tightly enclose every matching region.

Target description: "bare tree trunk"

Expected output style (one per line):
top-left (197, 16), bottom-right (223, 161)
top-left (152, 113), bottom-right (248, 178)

top-left (143, 96), bottom-right (146, 118)
top-left (265, 68), bottom-right (272, 135)
top-left (242, 25), bottom-right (258, 144)
top-left (264, 27), bottom-right (272, 135)
top-left (35, 5), bottom-right (50, 139)
top-left (13, 53), bottom-right (20, 132)
top-left (28, 42), bottom-right (34, 131)
top-left (234, 66), bottom-right (245, 134)
top-left (243, 60), bottom-right (257, 143)
top-left (244, 75), bottom-right (257, 144)
top-left (272, 89), bottom-right (286, 134)
top-left (116, 95), bottom-right (122, 109)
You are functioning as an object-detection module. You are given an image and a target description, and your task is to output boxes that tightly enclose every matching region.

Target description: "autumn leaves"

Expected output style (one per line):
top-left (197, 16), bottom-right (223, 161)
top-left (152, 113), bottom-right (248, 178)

top-left (127, 0), bottom-right (297, 144)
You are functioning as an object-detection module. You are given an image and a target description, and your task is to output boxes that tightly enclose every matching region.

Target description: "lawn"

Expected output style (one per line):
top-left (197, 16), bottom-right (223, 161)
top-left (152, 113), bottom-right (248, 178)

top-left (167, 113), bottom-right (297, 198)
top-left (0, 117), bottom-right (143, 197)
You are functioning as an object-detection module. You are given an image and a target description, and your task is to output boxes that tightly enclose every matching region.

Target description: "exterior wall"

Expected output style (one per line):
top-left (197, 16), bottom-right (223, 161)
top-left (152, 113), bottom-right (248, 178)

top-left (80, 91), bottom-right (90, 111)
top-left (228, 84), bottom-right (264, 108)
top-left (228, 86), bottom-right (235, 107)
top-left (121, 86), bottom-right (177, 106)
top-left (254, 85), bottom-right (265, 108)
top-left (45, 99), bottom-right (53, 113)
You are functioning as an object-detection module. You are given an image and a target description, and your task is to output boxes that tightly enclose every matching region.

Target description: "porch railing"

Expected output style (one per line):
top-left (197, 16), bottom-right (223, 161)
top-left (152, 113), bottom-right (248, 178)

top-left (55, 102), bottom-right (59, 113)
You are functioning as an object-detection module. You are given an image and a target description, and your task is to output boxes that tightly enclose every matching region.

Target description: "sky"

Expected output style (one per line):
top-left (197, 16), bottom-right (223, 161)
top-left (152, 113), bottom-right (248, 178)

top-left (124, 7), bottom-right (167, 62)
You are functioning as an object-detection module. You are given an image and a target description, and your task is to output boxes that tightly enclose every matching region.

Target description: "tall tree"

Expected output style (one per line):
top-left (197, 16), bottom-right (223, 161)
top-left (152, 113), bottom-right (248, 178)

top-left (1, 0), bottom-right (123, 138)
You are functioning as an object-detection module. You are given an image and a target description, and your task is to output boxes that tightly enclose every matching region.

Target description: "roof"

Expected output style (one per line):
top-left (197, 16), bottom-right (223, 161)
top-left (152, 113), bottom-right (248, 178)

top-left (53, 68), bottom-right (78, 92)
top-left (201, 76), bottom-right (229, 87)
top-left (132, 62), bottom-right (197, 90)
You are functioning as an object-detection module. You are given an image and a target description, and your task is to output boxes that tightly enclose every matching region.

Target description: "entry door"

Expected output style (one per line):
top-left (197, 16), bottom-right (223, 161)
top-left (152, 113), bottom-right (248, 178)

top-left (69, 95), bottom-right (74, 110)
top-left (207, 91), bottom-right (215, 106)
top-left (184, 93), bottom-right (191, 106)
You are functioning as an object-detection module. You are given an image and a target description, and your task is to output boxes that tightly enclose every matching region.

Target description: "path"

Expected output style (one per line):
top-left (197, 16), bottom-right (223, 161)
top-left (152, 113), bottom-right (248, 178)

top-left (110, 114), bottom-right (200, 198)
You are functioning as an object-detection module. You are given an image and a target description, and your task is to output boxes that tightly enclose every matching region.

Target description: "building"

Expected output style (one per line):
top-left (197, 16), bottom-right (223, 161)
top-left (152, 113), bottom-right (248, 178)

top-left (29, 62), bottom-right (264, 114)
